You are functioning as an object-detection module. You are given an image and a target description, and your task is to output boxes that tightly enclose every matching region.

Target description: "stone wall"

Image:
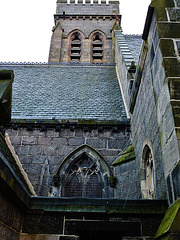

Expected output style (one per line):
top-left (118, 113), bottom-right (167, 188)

top-left (114, 159), bottom-right (138, 199)
top-left (0, 191), bottom-right (23, 240)
top-left (6, 125), bottom-right (131, 197)
top-left (127, 0), bottom-right (180, 202)
top-left (130, 30), bottom-right (167, 199)
top-left (49, 17), bottom-right (115, 63)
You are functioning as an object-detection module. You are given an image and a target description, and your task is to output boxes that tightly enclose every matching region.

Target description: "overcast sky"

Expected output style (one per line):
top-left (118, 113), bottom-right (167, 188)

top-left (0, 0), bottom-right (151, 62)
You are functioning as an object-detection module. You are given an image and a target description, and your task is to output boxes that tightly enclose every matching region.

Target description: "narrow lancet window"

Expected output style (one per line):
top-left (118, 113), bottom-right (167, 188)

top-left (92, 33), bottom-right (103, 63)
top-left (71, 32), bottom-right (81, 62)
top-left (141, 145), bottom-right (155, 199)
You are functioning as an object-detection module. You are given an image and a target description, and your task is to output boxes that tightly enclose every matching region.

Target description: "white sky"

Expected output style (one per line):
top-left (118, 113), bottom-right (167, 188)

top-left (0, 0), bottom-right (151, 62)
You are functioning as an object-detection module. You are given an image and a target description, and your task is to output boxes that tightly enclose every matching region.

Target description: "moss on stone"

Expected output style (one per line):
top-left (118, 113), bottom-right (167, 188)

top-left (10, 118), bottom-right (129, 126)
top-left (162, 58), bottom-right (180, 78)
top-left (150, 0), bottom-right (175, 7)
top-left (157, 23), bottom-right (180, 39)
top-left (159, 39), bottom-right (176, 58)
top-left (171, 100), bottom-right (180, 126)
top-left (155, 199), bottom-right (180, 239)
top-left (168, 78), bottom-right (180, 100)
top-left (154, 7), bottom-right (168, 21)
top-left (112, 143), bottom-right (136, 166)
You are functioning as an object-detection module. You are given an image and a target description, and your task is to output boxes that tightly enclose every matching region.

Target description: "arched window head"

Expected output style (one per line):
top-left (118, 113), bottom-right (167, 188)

top-left (49, 145), bottom-right (115, 198)
top-left (63, 154), bottom-right (102, 198)
top-left (92, 32), bottom-right (103, 63)
top-left (70, 32), bottom-right (81, 62)
top-left (141, 145), bottom-right (155, 199)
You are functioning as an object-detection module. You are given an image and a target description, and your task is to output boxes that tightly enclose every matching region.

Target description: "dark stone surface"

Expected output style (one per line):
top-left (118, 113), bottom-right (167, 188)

top-left (65, 220), bottom-right (141, 237)
top-left (159, 39), bottom-right (176, 57)
top-left (23, 213), bottom-right (64, 234)
top-left (60, 236), bottom-right (79, 240)
top-left (0, 191), bottom-right (23, 240)
top-left (141, 217), bottom-right (163, 237)
top-left (167, 175), bottom-right (173, 204)
top-left (0, 224), bottom-right (19, 240)
top-left (6, 126), bottom-right (131, 197)
top-left (172, 161), bottom-right (180, 200)
top-left (177, 41), bottom-right (180, 56)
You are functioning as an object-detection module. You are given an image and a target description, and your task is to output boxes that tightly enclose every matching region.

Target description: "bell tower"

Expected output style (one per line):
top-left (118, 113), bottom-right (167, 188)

top-left (48, 0), bottom-right (121, 63)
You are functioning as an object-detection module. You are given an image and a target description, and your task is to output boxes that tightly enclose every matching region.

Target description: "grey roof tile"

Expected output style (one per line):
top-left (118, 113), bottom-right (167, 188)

top-left (0, 64), bottom-right (127, 121)
top-left (124, 34), bottom-right (143, 64)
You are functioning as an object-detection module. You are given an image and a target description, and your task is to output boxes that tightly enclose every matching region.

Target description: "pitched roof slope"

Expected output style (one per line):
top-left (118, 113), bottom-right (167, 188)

top-left (0, 64), bottom-right (127, 121)
top-left (124, 35), bottom-right (142, 64)
top-left (0, 132), bottom-right (33, 195)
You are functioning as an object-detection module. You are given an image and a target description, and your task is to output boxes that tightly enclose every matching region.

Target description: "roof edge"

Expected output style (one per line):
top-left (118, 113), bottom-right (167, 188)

top-left (7, 118), bottom-right (130, 127)
top-left (142, 6), bottom-right (154, 41)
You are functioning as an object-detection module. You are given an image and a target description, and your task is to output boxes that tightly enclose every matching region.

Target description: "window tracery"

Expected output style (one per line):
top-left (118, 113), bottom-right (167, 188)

top-left (62, 154), bottom-right (102, 198)
top-left (48, 145), bottom-right (115, 198)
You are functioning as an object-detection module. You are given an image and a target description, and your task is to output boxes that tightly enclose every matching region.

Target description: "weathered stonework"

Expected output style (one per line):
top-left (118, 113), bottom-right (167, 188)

top-left (3, 0), bottom-right (180, 239)
top-left (125, 0), bottom-right (180, 207)
top-left (48, 1), bottom-right (120, 63)
top-left (6, 125), bottom-right (131, 197)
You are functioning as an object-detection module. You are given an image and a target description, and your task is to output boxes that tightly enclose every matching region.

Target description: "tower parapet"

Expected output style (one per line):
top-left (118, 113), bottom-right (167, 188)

top-left (56, 0), bottom-right (119, 15)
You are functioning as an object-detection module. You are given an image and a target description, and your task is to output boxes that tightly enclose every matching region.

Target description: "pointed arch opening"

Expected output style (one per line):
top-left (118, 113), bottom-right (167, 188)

top-left (62, 152), bottom-right (103, 198)
top-left (141, 144), bottom-right (156, 199)
top-left (89, 30), bottom-right (106, 63)
top-left (49, 145), bottom-right (114, 198)
top-left (70, 32), bottom-right (81, 62)
top-left (68, 30), bottom-right (85, 63)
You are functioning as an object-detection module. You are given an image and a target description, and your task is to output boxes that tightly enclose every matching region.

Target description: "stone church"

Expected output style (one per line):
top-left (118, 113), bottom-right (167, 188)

top-left (0, 0), bottom-right (180, 239)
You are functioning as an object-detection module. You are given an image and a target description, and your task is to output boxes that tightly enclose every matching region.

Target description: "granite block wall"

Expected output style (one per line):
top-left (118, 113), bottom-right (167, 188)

top-left (6, 126), bottom-right (132, 197)
top-left (128, 0), bottom-right (180, 203)
top-left (130, 35), bottom-right (167, 199)
top-left (114, 160), bottom-right (138, 199)
top-left (129, 13), bottom-right (167, 200)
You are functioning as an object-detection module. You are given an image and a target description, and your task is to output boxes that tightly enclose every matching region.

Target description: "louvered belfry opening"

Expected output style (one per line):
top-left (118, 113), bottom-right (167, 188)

top-left (92, 33), bottom-right (103, 63)
top-left (71, 32), bottom-right (81, 62)
top-left (62, 154), bottom-right (102, 198)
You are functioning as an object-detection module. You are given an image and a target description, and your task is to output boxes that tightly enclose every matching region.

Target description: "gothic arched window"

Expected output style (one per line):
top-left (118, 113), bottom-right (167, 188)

top-left (62, 154), bottom-right (102, 198)
top-left (141, 145), bottom-right (155, 199)
top-left (92, 33), bottom-right (103, 63)
top-left (49, 145), bottom-right (115, 198)
top-left (70, 32), bottom-right (81, 62)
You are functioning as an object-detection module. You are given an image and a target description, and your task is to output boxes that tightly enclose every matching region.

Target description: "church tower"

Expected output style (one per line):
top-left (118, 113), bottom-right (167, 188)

top-left (48, 0), bottom-right (121, 63)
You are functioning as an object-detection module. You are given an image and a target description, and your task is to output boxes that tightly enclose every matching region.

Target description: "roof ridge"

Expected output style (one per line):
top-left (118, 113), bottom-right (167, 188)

top-left (0, 62), bottom-right (116, 67)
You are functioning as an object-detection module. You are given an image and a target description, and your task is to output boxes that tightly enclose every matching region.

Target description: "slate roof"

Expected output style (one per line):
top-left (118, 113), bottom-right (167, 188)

top-left (115, 31), bottom-right (135, 69)
top-left (124, 35), bottom-right (142, 64)
top-left (0, 64), bottom-right (127, 121)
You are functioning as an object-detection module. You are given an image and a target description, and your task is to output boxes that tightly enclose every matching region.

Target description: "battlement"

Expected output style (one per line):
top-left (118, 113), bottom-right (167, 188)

top-left (56, 0), bottom-right (120, 15)
top-left (57, 0), bottom-right (119, 4)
